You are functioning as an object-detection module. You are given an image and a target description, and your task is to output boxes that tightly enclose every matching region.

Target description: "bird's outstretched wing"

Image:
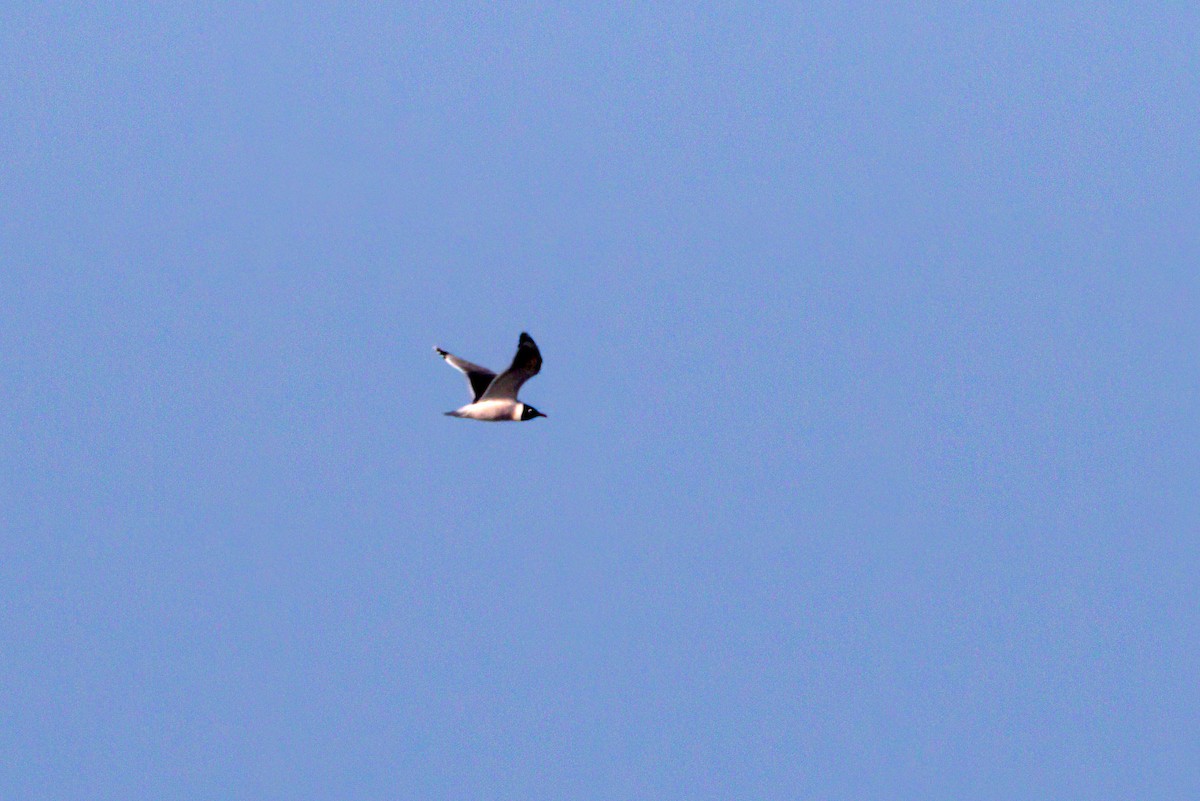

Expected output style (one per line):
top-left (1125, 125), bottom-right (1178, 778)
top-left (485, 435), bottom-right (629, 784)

top-left (480, 332), bottom-right (542, 401)
top-left (434, 347), bottom-right (496, 402)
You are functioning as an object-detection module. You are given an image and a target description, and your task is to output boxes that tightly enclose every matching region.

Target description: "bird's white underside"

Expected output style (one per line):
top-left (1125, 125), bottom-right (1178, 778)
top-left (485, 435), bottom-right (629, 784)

top-left (452, 399), bottom-right (523, 421)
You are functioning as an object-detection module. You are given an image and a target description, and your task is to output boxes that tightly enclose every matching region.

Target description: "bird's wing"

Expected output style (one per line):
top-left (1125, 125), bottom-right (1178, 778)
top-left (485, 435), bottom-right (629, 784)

top-left (480, 332), bottom-right (542, 401)
top-left (434, 347), bottom-right (496, 402)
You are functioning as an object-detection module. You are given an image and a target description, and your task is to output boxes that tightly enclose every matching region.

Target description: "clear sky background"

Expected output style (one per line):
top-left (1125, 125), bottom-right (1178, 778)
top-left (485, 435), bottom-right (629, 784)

top-left (2, 5), bottom-right (1197, 799)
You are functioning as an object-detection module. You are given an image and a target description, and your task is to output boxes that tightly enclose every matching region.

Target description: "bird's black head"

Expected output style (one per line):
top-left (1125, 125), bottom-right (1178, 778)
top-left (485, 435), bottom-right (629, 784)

top-left (520, 404), bottom-right (546, 421)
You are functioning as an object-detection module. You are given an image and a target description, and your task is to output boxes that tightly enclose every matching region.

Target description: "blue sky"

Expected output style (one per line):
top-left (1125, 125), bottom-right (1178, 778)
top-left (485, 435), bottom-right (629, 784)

top-left (2, 5), bottom-right (1197, 799)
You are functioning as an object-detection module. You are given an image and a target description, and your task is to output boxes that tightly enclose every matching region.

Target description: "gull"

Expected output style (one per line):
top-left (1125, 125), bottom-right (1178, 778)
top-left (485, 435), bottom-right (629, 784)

top-left (434, 332), bottom-right (546, 421)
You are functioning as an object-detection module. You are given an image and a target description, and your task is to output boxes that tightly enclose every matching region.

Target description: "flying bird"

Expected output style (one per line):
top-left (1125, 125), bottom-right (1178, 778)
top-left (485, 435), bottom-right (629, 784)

top-left (434, 332), bottom-right (546, 421)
